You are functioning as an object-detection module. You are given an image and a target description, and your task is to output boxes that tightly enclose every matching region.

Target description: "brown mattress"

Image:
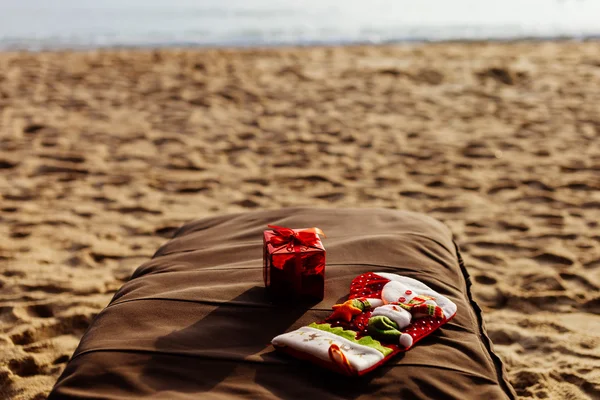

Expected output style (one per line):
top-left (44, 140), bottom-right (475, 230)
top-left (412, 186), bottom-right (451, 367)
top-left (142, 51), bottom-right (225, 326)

top-left (49, 208), bottom-right (516, 399)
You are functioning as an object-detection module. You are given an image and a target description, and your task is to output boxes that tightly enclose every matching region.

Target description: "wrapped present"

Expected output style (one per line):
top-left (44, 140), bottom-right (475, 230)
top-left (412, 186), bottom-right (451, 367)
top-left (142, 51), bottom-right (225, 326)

top-left (263, 225), bottom-right (326, 302)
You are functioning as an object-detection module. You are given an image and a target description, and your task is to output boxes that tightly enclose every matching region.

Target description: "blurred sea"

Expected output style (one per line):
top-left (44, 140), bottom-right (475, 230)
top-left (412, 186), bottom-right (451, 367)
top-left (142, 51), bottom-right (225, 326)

top-left (0, 0), bottom-right (599, 50)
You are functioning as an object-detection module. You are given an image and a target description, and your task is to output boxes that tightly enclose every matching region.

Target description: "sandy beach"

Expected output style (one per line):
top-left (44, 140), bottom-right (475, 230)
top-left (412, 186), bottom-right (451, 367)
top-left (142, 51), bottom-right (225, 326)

top-left (0, 41), bottom-right (599, 399)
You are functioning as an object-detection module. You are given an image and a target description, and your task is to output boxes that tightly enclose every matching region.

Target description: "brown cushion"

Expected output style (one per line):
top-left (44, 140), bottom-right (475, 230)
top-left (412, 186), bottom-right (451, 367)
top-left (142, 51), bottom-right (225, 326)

top-left (49, 208), bottom-right (516, 399)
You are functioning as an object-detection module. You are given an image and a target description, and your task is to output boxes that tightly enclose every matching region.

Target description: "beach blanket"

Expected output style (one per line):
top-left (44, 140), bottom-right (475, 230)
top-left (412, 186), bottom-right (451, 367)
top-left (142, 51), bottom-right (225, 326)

top-left (49, 207), bottom-right (516, 399)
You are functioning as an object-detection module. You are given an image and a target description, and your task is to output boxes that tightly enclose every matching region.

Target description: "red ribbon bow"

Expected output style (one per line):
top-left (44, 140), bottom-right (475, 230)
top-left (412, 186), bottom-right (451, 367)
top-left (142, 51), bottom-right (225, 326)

top-left (267, 225), bottom-right (325, 250)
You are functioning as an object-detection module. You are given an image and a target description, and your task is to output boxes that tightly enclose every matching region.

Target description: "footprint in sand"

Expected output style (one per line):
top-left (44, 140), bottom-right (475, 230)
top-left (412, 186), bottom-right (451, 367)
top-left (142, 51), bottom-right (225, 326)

top-left (531, 213), bottom-right (564, 227)
top-left (8, 355), bottom-right (40, 377)
top-left (154, 226), bottom-right (179, 238)
top-left (39, 153), bottom-right (86, 164)
top-left (244, 178), bottom-right (270, 186)
top-left (487, 184), bottom-right (518, 195)
top-left (36, 164), bottom-right (89, 175)
top-left (0, 158), bottom-right (19, 169)
top-left (473, 241), bottom-right (534, 253)
top-left (583, 259), bottom-right (600, 269)
top-left (559, 273), bottom-right (598, 291)
top-left (521, 180), bottom-right (554, 192)
top-left (10, 312), bottom-right (97, 346)
top-left (474, 274), bottom-right (498, 285)
top-left (511, 369), bottom-right (547, 397)
top-left (562, 182), bottom-right (598, 191)
top-left (521, 274), bottom-right (566, 291)
top-left (233, 199), bottom-right (261, 208)
top-left (314, 192), bottom-right (345, 202)
top-left (113, 206), bottom-right (162, 215)
top-left (428, 206), bottom-right (465, 213)
top-left (498, 220), bottom-right (530, 232)
top-left (532, 252), bottom-right (574, 267)
top-left (23, 123), bottom-right (47, 135)
top-left (53, 355), bottom-right (70, 365)
top-left (582, 298), bottom-right (600, 314)
top-left (24, 304), bottom-right (54, 319)
top-left (399, 191), bottom-right (444, 200)
top-left (170, 184), bottom-right (211, 194)
top-left (472, 254), bottom-right (505, 265)
top-left (581, 201), bottom-right (600, 209)
top-left (515, 195), bottom-right (556, 205)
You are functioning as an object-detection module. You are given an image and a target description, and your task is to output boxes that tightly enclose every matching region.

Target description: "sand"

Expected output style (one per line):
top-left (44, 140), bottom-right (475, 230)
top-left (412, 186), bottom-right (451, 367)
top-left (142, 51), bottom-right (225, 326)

top-left (0, 41), bottom-right (599, 399)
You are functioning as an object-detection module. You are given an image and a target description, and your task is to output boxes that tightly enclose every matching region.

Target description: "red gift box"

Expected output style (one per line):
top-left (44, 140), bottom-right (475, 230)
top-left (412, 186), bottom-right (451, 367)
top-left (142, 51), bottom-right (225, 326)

top-left (263, 225), bottom-right (326, 302)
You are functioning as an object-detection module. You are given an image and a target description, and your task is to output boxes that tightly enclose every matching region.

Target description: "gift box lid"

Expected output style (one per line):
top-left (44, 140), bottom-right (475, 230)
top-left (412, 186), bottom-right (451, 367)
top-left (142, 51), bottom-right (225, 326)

top-left (264, 226), bottom-right (325, 254)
